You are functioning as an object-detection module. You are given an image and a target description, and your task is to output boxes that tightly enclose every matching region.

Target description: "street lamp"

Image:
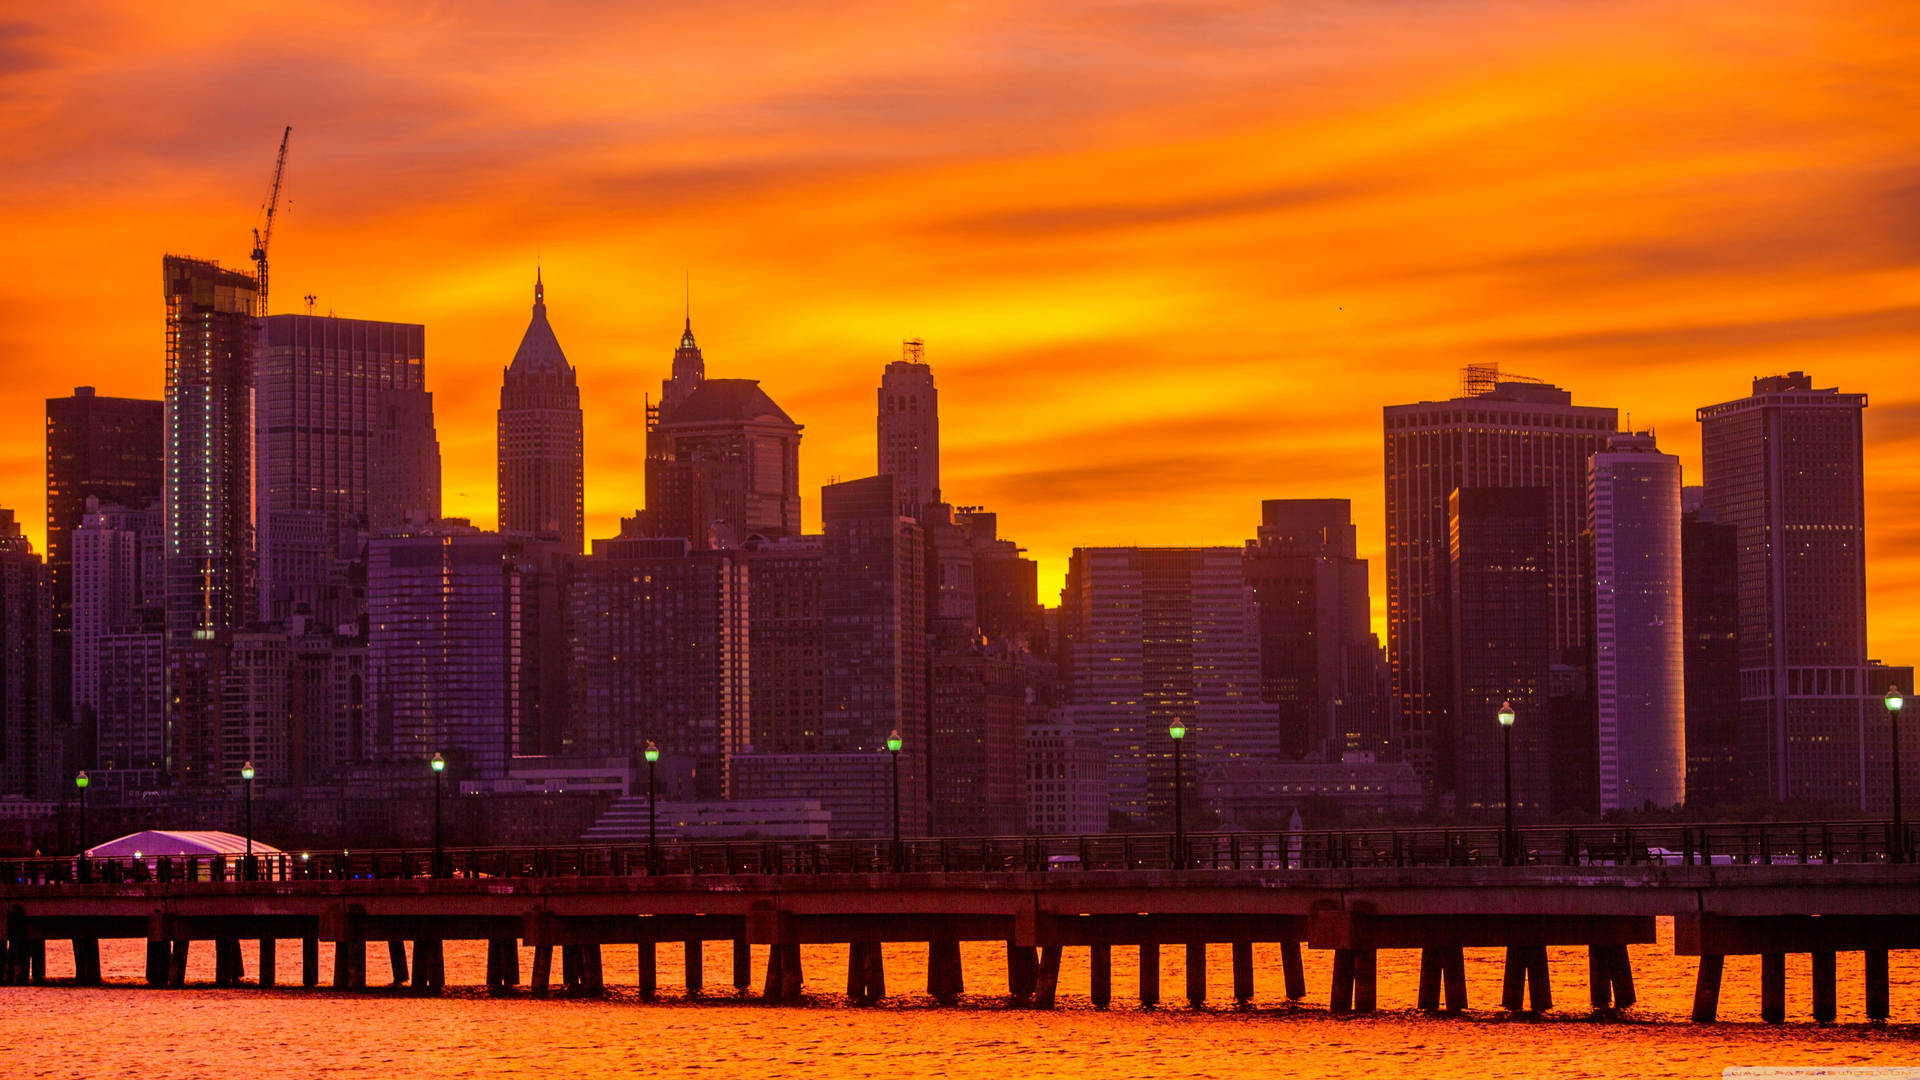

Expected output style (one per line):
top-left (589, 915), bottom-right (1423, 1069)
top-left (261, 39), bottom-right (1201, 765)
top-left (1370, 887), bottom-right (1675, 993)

top-left (1169, 720), bottom-right (1187, 870)
top-left (430, 752), bottom-right (446, 877)
top-left (74, 771), bottom-right (89, 856)
top-left (1498, 701), bottom-right (1517, 865)
top-left (1888, 686), bottom-right (1906, 863)
top-left (644, 741), bottom-right (660, 874)
top-left (886, 730), bottom-right (903, 870)
top-left (240, 761), bottom-right (256, 877)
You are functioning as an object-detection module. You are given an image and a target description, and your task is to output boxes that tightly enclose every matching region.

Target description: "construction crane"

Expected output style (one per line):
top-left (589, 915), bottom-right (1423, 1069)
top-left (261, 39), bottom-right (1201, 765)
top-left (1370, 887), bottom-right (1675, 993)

top-left (250, 125), bottom-right (291, 317)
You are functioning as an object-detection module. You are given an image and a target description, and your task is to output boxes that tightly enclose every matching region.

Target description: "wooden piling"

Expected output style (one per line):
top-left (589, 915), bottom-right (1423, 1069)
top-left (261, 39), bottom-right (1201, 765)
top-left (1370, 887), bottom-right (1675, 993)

top-left (638, 941), bottom-right (658, 1000)
top-left (1090, 943), bottom-right (1112, 1009)
top-left (258, 938), bottom-right (276, 988)
top-left (1691, 955), bottom-right (1723, 1023)
top-left (1035, 945), bottom-right (1062, 1010)
top-left (1441, 946), bottom-right (1468, 1012)
top-left (1280, 940), bottom-right (1306, 1000)
top-left (1418, 947), bottom-right (1442, 1011)
top-left (1231, 941), bottom-right (1254, 1005)
top-left (1329, 948), bottom-right (1356, 1015)
top-left (732, 935), bottom-right (751, 991)
top-left (1811, 950), bottom-right (1836, 1023)
top-left (685, 939), bottom-right (704, 995)
top-left (301, 937), bottom-right (318, 988)
top-left (388, 939), bottom-right (409, 987)
top-left (1139, 943), bottom-right (1161, 1008)
top-left (1185, 942), bottom-right (1207, 1008)
top-left (1865, 948), bottom-right (1890, 1021)
top-left (1760, 951), bottom-right (1786, 1024)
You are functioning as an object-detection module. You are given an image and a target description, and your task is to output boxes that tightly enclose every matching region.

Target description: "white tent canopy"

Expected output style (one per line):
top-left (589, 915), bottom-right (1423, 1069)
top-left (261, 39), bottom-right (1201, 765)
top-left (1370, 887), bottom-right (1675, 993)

top-left (85, 830), bottom-right (282, 859)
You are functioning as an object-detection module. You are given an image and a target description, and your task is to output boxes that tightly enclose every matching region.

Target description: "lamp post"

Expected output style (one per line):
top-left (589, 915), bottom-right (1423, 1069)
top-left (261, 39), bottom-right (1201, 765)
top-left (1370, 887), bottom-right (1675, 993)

top-left (1888, 686), bottom-right (1906, 863)
top-left (644, 740), bottom-right (660, 874)
top-left (886, 729), bottom-right (903, 870)
top-left (1169, 720), bottom-right (1187, 870)
top-left (74, 771), bottom-right (89, 856)
top-left (1498, 701), bottom-right (1517, 865)
top-left (240, 761), bottom-right (255, 879)
top-left (430, 752), bottom-right (445, 877)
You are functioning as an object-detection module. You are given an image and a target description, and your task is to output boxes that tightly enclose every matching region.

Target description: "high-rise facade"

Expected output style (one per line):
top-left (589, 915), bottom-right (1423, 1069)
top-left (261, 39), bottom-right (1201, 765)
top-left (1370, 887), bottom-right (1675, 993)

top-left (743, 534), bottom-right (824, 754)
top-left (0, 511), bottom-right (53, 798)
top-left (367, 524), bottom-right (519, 779)
top-left (1682, 490), bottom-right (1744, 807)
top-left (498, 273), bottom-right (584, 552)
top-left (1698, 372), bottom-right (1871, 806)
top-left (162, 256), bottom-right (258, 641)
top-left (877, 341), bottom-right (939, 519)
top-left (71, 499), bottom-right (159, 723)
top-left (1243, 499), bottom-right (1386, 762)
top-left (1448, 488), bottom-right (1552, 813)
top-left (1588, 432), bottom-right (1685, 811)
top-left (1383, 368), bottom-right (1617, 797)
top-left (1061, 546), bottom-right (1273, 825)
top-left (644, 367), bottom-right (804, 549)
top-left (256, 314), bottom-right (433, 625)
top-left (570, 535), bottom-right (749, 799)
top-left (821, 476), bottom-right (926, 754)
top-left (45, 386), bottom-right (163, 732)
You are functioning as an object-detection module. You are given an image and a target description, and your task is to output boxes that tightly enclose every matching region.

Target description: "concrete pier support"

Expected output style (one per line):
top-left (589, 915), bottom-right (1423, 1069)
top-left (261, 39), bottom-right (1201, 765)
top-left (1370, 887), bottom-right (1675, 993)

top-left (145, 940), bottom-right (169, 987)
top-left (846, 940), bottom-right (886, 1005)
top-left (1330, 948), bottom-right (1355, 1014)
top-left (1585, 944), bottom-right (1634, 1011)
top-left (1418, 947), bottom-right (1442, 1011)
top-left (927, 937), bottom-right (964, 1004)
top-left (529, 944), bottom-right (553, 997)
top-left (1006, 943), bottom-right (1037, 1004)
top-left (1232, 941), bottom-right (1254, 1005)
top-left (1185, 943), bottom-right (1207, 1007)
top-left (1280, 940), bottom-right (1306, 1000)
top-left (1441, 946), bottom-right (1467, 1012)
top-left (1139, 944), bottom-right (1161, 1008)
top-left (1353, 948), bottom-right (1378, 1013)
top-left (29, 940), bottom-right (45, 984)
top-left (1034, 945), bottom-right (1062, 1010)
top-left (388, 939), bottom-right (409, 986)
top-left (1502, 945), bottom-right (1551, 1012)
top-left (213, 938), bottom-right (243, 987)
top-left (301, 937), bottom-right (318, 988)
top-left (638, 941), bottom-right (658, 1000)
top-left (1691, 955), bottom-right (1724, 1023)
top-left (760, 941), bottom-right (802, 1001)
top-left (72, 938), bottom-right (102, 986)
top-left (685, 939), bottom-right (704, 995)
top-left (732, 936), bottom-right (751, 992)
top-left (1811, 950), bottom-right (1836, 1023)
top-left (1865, 948), bottom-right (1890, 1020)
top-left (579, 944), bottom-right (604, 996)
top-left (1090, 943), bottom-right (1112, 1009)
top-left (411, 939), bottom-right (444, 996)
top-left (256, 939), bottom-right (276, 988)
top-left (167, 939), bottom-right (190, 988)
top-left (486, 937), bottom-right (519, 995)
top-left (331, 939), bottom-right (364, 990)
top-left (1761, 951), bottom-right (1786, 1024)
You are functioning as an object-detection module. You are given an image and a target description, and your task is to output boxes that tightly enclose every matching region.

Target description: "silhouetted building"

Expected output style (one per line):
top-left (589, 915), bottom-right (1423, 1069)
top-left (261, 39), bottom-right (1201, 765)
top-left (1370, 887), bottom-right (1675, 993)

top-left (821, 475), bottom-right (926, 753)
top-left (1682, 490), bottom-right (1743, 807)
top-left (644, 349), bottom-right (803, 548)
top-left (368, 523), bottom-right (518, 779)
top-left (1243, 499), bottom-right (1387, 762)
top-left (929, 646), bottom-right (1052, 836)
top-left (71, 499), bottom-right (160, 729)
top-left (1449, 488), bottom-right (1551, 815)
top-left (955, 507), bottom-right (1044, 652)
top-left (878, 341), bottom-right (939, 518)
top-left (0, 512), bottom-right (53, 799)
top-left (507, 537), bottom-right (572, 759)
top-left (45, 386), bottom-right (162, 736)
top-left (1383, 368), bottom-right (1616, 797)
top-left (743, 534), bottom-right (824, 753)
top-left (1698, 372), bottom-right (1870, 807)
top-left (1200, 758), bottom-right (1424, 827)
top-left (369, 387), bottom-right (442, 532)
top-left (162, 256), bottom-right (258, 642)
top-left (93, 629), bottom-right (166, 798)
top-left (256, 314), bottom-right (432, 625)
top-left (729, 752), bottom-right (901, 839)
top-left (1865, 662), bottom-right (1917, 816)
top-left (498, 272), bottom-right (584, 552)
top-left (1589, 432), bottom-right (1685, 811)
top-left (570, 535), bottom-right (748, 799)
top-left (1025, 719), bottom-right (1108, 835)
top-left (1062, 546), bottom-right (1273, 826)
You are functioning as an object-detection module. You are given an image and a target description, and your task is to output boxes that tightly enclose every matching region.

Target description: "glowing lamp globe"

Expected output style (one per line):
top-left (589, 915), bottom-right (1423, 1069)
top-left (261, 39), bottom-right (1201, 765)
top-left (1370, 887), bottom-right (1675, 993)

top-left (1498, 702), bottom-right (1516, 727)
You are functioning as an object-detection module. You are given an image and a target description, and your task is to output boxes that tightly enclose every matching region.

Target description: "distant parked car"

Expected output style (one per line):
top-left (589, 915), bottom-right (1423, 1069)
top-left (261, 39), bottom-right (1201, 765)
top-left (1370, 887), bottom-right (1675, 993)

top-left (1046, 854), bottom-right (1083, 871)
top-left (1644, 846), bottom-right (1734, 866)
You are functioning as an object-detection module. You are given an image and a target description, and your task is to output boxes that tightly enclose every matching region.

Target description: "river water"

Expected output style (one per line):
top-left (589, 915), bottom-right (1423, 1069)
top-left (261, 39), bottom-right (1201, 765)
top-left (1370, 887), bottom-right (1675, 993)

top-left (2, 920), bottom-right (1914, 1078)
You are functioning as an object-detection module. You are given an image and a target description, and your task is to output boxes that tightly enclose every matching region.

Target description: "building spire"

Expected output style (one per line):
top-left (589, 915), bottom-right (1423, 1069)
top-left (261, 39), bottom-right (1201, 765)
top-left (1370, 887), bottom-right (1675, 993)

top-left (534, 265), bottom-right (544, 309)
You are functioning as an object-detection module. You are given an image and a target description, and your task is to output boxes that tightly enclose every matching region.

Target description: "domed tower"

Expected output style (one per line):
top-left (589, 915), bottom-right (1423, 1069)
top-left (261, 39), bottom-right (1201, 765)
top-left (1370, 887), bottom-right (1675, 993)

top-left (497, 270), bottom-right (584, 552)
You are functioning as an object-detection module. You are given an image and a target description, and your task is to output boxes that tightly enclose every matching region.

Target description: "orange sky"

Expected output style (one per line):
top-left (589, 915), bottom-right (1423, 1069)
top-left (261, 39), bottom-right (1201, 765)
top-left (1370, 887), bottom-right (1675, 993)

top-left (2, 1), bottom-right (1916, 658)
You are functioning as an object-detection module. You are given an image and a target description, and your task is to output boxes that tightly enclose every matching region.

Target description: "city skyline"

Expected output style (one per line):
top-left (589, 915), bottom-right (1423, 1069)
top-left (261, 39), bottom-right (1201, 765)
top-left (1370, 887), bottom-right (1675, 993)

top-left (1, 2), bottom-right (1915, 662)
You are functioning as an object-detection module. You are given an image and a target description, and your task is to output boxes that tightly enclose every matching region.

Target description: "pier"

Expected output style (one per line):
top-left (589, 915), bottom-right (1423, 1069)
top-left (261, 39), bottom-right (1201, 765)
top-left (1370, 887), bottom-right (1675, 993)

top-left (4, 821), bottom-right (1915, 1023)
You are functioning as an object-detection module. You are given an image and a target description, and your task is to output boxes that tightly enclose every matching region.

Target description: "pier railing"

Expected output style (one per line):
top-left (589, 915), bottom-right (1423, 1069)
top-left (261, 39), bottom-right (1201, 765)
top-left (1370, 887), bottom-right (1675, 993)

top-left (4, 819), bottom-right (1911, 887)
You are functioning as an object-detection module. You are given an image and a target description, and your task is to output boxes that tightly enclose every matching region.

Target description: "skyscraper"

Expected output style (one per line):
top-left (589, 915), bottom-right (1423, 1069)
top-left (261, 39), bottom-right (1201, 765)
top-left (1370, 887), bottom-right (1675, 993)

top-left (1682, 489), bottom-right (1744, 806)
top-left (498, 272), bottom-right (584, 552)
top-left (1698, 371), bottom-right (1870, 806)
top-left (1243, 499), bottom-right (1386, 762)
top-left (821, 475), bottom-right (926, 754)
top-left (0, 511), bottom-right (53, 799)
top-left (45, 386), bottom-right (163, 731)
top-left (743, 534), bottom-right (824, 753)
top-left (162, 256), bottom-right (258, 641)
top-left (70, 498), bottom-right (158, 724)
top-left (1588, 432), bottom-right (1685, 811)
top-left (1061, 546), bottom-right (1273, 825)
top-left (643, 325), bottom-right (803, 548)
top-left (367, 523), bottom-right (519, 779)
top-left (1448, 488), bottom-right (1551, 813)
top-left (878, 340), bottom-right (939, 519)
top-left (1383, 366), bottom-right (1617, 797)
top-left (255, 314), bottom-right (434, 625)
